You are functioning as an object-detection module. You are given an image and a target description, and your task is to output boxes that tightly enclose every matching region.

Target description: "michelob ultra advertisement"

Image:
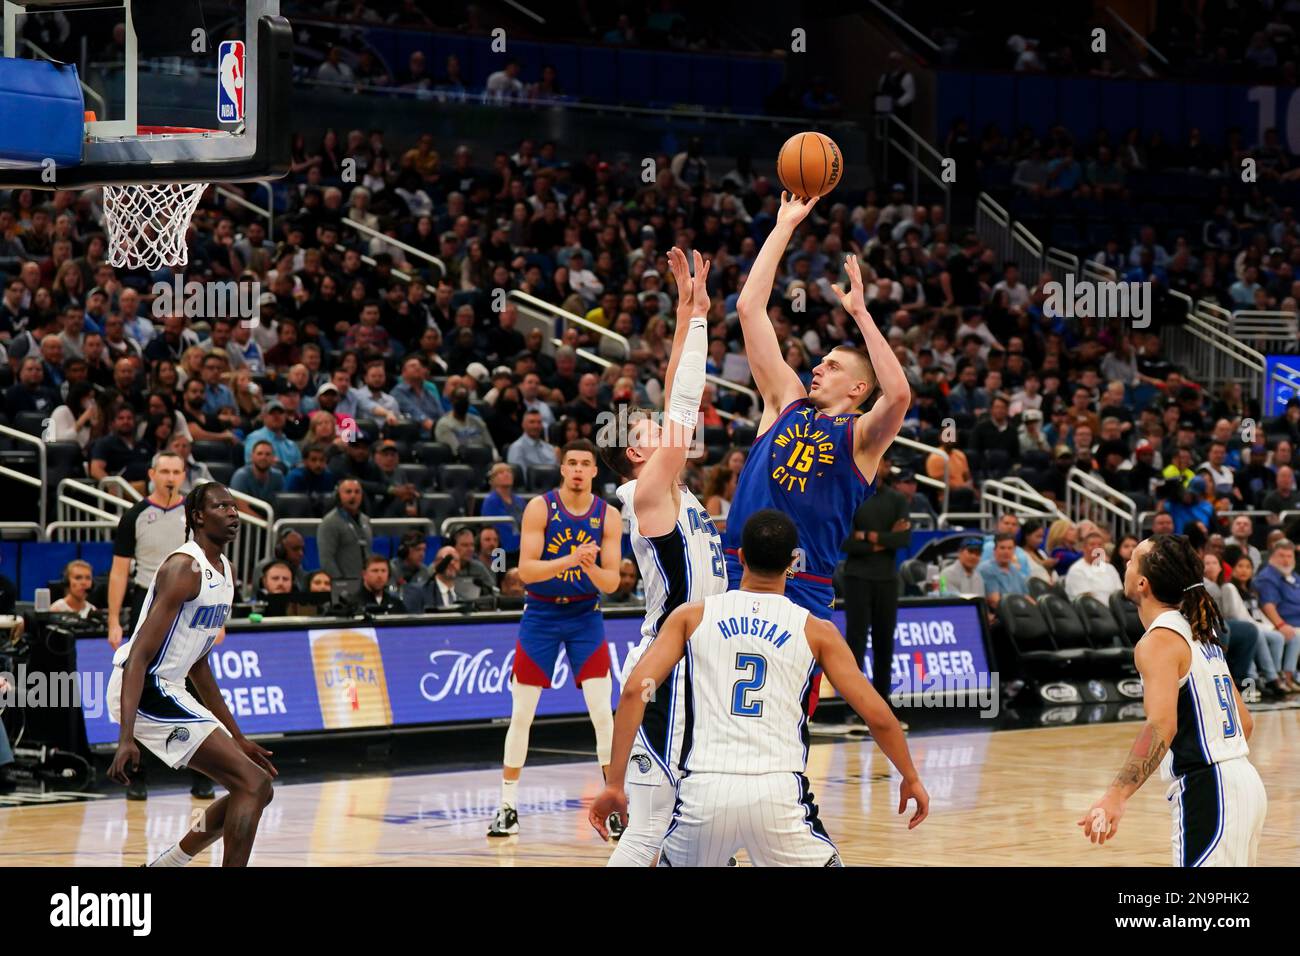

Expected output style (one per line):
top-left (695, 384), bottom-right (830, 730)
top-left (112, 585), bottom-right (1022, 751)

top-left (308, 627), bottom-right (393, 730)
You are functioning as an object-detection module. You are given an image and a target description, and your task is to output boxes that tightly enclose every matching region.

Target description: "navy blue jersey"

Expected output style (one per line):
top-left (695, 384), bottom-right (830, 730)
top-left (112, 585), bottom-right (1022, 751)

top-left (723, 399), bottom-right (874, 581)
top-left (527, 489), bottom-right (608, 600)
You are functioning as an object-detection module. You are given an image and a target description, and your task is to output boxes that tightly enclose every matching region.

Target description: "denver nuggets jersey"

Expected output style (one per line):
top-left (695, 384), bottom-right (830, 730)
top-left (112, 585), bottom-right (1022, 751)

top-left (528, 490), bottom-right (609, 600)
top-left (617, 479), bottom-right (728, 645)
top-left (680, 590), bottom-right (815, 775)
top-left (112, 540), bottom-right (233, 684)
top-left (1152, 610), bottom-right (1250, 781)
top-left (723, 399), bottom-right (872, 581)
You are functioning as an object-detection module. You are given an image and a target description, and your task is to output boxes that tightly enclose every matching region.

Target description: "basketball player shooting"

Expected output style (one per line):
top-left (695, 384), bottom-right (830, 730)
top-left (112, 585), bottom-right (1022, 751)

top-left (599, 246), bottom-right (729, 865)
top-left (106, 482), bottom-right (277, 867)
top-left (723, 192), bottom-right (911, 704)
top-left (488, 440), bottom-right (623, 837)
top-left (1078, 534), bottom-right (1267, 866)
top-left (590, 509), bottom-right (928, 866)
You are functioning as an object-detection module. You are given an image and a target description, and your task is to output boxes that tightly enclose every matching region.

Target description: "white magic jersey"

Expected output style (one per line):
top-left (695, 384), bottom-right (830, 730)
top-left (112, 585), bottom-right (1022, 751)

top-left (617, 479), bottom-right (727, 787)
top-left (617, 479), bottom-right (728, 646)
top-left (1151, 609), bottom-right (1250, 782)
top-left (681, 590), bottom-right (814, 775)
top-left (112, 540), bottom-right (234, 683)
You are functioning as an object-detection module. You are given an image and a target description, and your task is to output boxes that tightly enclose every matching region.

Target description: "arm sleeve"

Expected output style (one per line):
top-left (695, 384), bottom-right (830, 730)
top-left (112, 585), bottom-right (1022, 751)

top-left (113, 503), bottom-right (139, 558)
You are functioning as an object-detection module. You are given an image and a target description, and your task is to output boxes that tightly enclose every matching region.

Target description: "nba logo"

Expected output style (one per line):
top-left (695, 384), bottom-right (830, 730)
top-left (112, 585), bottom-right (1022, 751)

top-left (218, 40), bottom-right (246, 122)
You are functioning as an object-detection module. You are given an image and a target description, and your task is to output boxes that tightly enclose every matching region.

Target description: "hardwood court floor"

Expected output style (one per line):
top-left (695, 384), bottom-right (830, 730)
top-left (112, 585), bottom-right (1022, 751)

top-left (2, 710), bottom-right (1298, 866)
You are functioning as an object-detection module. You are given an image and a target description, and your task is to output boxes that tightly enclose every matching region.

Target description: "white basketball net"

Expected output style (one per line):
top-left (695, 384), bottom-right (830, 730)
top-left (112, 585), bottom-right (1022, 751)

top-left (101, 182), bottom-right (209, 270)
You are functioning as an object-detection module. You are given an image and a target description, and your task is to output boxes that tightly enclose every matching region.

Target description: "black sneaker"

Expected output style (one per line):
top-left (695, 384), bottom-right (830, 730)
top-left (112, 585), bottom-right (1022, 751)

top-left (190, 774), bottom-right (215, 799)
top-left (606, 812), bottom-right (625, 842)
top-left (487, 806), bottom-right (519, 837)
top-left (126, 774), bottom-right (148, 801)
top-left (727, 856), bottom-right (738, 866)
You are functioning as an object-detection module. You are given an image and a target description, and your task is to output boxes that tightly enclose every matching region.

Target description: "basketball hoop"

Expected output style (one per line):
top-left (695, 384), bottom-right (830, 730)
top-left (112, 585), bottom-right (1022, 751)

top-left (101, 181), bottom-right (208, 270)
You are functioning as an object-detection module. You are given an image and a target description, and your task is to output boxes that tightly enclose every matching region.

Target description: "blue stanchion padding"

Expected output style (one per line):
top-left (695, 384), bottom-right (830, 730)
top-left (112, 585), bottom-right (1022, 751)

top-left (0, 59), bottom-right (84, 166)
top-left (78, 541), bottom-right (115, 575)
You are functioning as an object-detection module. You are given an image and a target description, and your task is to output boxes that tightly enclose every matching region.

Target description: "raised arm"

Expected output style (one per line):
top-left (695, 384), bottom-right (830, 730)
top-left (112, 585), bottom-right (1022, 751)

top-left (736, 193), bottom-right (818, 421)
top-left (1078, 629), bottom-right (1185, 845)
top-left (835, 253), bottom-right (912, 482)
top-left (808, 615), bottom-right (929, 829)
top-left (662, 246), bottom-right (710, 409)
top-left (636, 248), bottom-right (712, 537)
top-left (587, 602), bottom-right (701, 837)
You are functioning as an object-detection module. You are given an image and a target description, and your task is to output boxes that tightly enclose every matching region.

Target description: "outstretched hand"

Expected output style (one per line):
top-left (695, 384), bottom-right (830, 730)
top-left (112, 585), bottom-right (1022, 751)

top-left (777, 191), bottom-right (820, 227)
top-left (689, 249), bottom-right (711, 317)
top-left (833, 253), bottom-right (868, 315)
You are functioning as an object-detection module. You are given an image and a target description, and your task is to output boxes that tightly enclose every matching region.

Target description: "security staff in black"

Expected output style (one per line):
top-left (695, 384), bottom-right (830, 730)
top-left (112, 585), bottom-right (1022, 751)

top-left (106, 450), bottom-right (215, 800)
top-left (840, 463), bottom-right (912, 722)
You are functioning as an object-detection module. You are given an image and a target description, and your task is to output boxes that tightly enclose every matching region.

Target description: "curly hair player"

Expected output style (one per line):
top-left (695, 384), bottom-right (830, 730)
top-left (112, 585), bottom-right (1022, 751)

top-left (1080, 533), bottom-right (1268, 866)
top-left (106, 482), bottom-right (278, 867)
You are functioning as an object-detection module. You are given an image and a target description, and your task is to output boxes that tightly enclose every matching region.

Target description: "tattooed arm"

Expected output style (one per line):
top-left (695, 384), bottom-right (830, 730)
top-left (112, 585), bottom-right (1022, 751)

top-left (1078, 629), bottom-right (1188, 846)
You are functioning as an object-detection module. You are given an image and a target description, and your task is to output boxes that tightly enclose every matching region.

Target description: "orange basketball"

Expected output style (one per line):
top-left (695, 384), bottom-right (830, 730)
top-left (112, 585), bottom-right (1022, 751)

top-left (776, 131), bottom-right (842, 199)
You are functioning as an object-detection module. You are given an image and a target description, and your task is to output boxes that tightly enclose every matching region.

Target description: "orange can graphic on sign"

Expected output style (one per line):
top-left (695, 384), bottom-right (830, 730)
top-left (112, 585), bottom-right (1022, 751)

top-left (309, 628), bottom-right (392, 729)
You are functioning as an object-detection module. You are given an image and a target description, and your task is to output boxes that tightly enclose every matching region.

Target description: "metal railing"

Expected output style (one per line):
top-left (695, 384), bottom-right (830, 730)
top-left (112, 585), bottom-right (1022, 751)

top-left (1045, 247), bottom-right (1078, 285)
top-left (1082, 258), bottom-right (1118, 283)
top-left (1228, 310), bottom-right (1299, 355)
top-left (891, 435), bottom-right (950, 514)
top-left (976, 194), bottom-right (1013, 270)
top-left (268, 516), bottom-right (435, 546)
top-left (507, 289), bottom-right (761, 415)
top-left (0, 522), bottom-right (43, 541)
top-left (982, 478), bottom-right (1066, 525)
top-left (1161, 290), bottom-right (1266, 403)
top-left (866, 0), bottom-right (940, 52)
top-left (212, 185), bottom-right (446, 284)
top-left (1010, 222), bottom-right (1045, 284)
top-left (873, 114), bottom-right (951, 221)
top-left (937, 512), bottom-right (992, 530)
top-left (507, 289), bottom-right (630, 360)
top-left (1065, 468), bottom-right (1137, 536)
top-left (229, 488), bottom-right (274, 590)
top-left (0, 424), bottom-right (48, 530)
top-left (46, 520), bottom-right (119, 542)
top-left (439, 515), bottom-right (518, 537)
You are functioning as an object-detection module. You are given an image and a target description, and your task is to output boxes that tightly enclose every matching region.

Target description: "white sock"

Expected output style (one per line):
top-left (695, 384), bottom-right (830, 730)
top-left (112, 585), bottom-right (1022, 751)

top-left (149, 843), bottom-right (194, 868)
top-left (501, 778), bottom-right (519, 810)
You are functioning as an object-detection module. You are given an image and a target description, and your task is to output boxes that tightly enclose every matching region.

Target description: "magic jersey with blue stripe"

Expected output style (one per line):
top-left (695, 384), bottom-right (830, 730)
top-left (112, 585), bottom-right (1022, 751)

top-left (617, 479), bottom-right (728, 646)
top-left (722, 399), bottom-right (873, 579)
top-left (112, 540), bottom-right (234, 683)
top-left (1152, 610), bottom-right (1251, 781)
top-left (680, 590), bottom-right (815, 775)
top-left (527, 490), bottom-right (609, 600)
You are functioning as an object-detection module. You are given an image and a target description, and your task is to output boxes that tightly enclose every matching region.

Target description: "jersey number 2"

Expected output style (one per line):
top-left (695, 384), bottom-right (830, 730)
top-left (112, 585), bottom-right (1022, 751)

top-left (1214, 675), bottom-right (1240, 739)
top-left (731, 653), bottom-right (767, 717)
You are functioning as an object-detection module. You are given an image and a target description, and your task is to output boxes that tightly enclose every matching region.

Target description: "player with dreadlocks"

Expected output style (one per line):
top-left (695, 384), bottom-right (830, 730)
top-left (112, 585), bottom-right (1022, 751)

top-left (1079, 533), bottom-right (1268, 866)
top-left (107, 481), bottom-right (278, 867)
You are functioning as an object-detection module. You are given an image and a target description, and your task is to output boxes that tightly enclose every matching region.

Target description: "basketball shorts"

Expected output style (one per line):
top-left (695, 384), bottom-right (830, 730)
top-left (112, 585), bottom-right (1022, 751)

top-left (659, 771), bottom-right (842, 867)
top-left (725, 554), bottom-right (835, 621)
top-left (1166, 757), bottom-right (1267, 867)
top-left (513, 603), bottom-right (609, 688)
top-left (107, 666), bottom-right (228, 769)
